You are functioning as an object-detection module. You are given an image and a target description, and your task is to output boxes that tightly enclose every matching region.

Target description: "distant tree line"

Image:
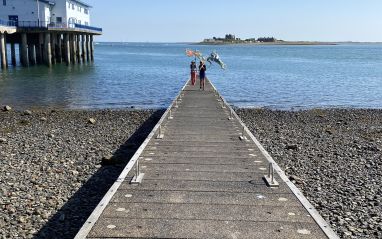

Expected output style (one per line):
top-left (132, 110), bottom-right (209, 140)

top-left (204, 35), bottom-right (280, 43)
top-left (256, 37), bottom-right (277, 42)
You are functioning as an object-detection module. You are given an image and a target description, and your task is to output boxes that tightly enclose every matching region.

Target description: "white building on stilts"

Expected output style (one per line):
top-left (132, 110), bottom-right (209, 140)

top-left (0, 0), bottom-right (102, 69)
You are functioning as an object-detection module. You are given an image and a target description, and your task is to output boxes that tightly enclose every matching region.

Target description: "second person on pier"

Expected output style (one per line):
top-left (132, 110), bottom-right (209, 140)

top-left (199, 61), bottom-right (206, 90)
top-left (190, 61), bottom-right (197, 85)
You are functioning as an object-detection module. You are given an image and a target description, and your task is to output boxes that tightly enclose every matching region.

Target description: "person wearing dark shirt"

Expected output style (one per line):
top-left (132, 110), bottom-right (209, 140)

top-left (199, 61), bottom-right (206, 90)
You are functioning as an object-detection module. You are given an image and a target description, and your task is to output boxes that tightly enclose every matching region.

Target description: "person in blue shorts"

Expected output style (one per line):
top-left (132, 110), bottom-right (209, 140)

top-left (199, 61), bottom-right (206, 90)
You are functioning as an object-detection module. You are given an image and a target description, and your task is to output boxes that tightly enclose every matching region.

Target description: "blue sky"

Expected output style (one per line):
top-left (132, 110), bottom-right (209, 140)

top-left (91, 0), bottom-right (382, 42)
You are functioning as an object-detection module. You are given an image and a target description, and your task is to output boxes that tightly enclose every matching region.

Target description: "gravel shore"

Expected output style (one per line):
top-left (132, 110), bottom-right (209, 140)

top-left (237, 108), bottom-right (382, 239)
top-left (0, 109), bottom-right (163, 239)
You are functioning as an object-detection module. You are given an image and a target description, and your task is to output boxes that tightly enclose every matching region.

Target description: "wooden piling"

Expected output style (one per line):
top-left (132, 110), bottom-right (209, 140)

top-left (76, 34), bottom-right (81, 63)
top-left (10, 43), bottom-right (16, 66)
top-left (90, 35), bottom-right (94, 61)
top-left (71, 34), bottom-right (78, 64)
top-left (20, 33), bottom-right (29, 67)
top-left (0, 33), bottom-right (7, 69)
top-left (63, 33), bottom-right (70, 65)
top-left (44, 33), bottom-right (52, 67)
top-left (28, 44), bottom-right (37, 65)
top-left (36, 33), bottom-right (44, 64)
top-left (56, 34), bottom-right (62, 63)
top-left (86, 34), bottom-right (90, 62)
top-left (51, 33), bottom-right (56, 64)
top-left (81, 34), bottom-right (86, 63)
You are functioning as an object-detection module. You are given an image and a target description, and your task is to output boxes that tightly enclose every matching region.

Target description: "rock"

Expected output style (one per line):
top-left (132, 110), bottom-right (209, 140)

top-left (88, 118), bottom-right (96, 124)
top-left (285, 144), bottom-right (298, 150)
top-left (0, 138), bottom-right (6, 143)
top-left (40, 117), bottom-right (47, 121)
top-left (18, 217), bottom-right (26, 224)
top-left (23, 110), bottom-right (32, 116)
top-left (41, 212), bottom-right (50, 220)
top-left (48, 134), bottom-right (55, 138)
top-left (3, 105), bottom-right (12, 111)
top-left (101, 154), bottom-right (115, 165)
top-left (289, 175), bottom-right (303, 184)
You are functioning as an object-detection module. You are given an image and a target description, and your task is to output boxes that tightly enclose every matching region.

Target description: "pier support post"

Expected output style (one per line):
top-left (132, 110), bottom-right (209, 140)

top-left (90, 35), bottom-right (94, 61)
top-left (81, 34), bottom-right (86, 63)
top-left (71, 34), bottom-right (77, 64)
top-left (76, 34), bottom-right (81, 63)
top-left (4, 35), bottom-right (8, 68)
top-left (56, 34), bottom-right (62, 63)
top-left (69, 34), bottom-right (74, 63)
top-left (20, 33), bottom-right (29, 67)
top-left (28, 44), bottom-right (37, 65)
top-left (36, 33), bottom-right (44, 64)
top-left (10, 43), bottom-right (16, 66)
top-left (86, 34), bottom-right (90, 62)
top-left (44, 33), bottom-right (52, 67)
top-left (51, 33), bottom-right (56, 64)
top-left (63, 33), bottom-right (70, 65)
top-left (0, 33), bottom-right (7, 69)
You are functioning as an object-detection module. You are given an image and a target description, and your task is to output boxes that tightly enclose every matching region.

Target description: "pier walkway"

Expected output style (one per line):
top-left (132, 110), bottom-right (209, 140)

top-left (76, 79), bottom-right (338, 239)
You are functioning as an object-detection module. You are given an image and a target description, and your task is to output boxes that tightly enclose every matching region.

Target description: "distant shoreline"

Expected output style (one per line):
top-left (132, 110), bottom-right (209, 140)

top-left (194, 41), bottom-right (338, 46)
top-left (95, 41), bottom-right (382, 45)
top-left (193, 41), bottom-right (382, 46)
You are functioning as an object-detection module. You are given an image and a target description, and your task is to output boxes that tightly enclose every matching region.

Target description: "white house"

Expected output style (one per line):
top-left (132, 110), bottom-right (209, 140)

top-left (0, 0), bottom-right (91, 27)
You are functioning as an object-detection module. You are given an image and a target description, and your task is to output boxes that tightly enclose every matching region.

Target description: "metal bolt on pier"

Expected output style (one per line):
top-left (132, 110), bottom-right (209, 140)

top-left (239, 126), bottom-right (247, 141)
top-left (168, 109), bottom-right (174, 120)
top-left (131, 159), bottom-right (145, 184)
top-left (263, 163), bottom-right (279, 187)
top-left (156, 125), bottom-right (164, 139)
top-left (228, 109), bottom-right (234, 120)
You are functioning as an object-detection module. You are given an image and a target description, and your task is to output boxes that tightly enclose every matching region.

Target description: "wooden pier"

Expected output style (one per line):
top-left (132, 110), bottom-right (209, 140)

top-left (0, 23), bottom-right (101, 69)
top-left (75, 79), bottom-right (339, 239)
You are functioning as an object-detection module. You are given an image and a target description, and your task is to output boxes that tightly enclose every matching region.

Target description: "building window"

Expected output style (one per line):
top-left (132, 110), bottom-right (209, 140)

top-left (85, 21), bottom-right (88, 26)
top-left (56, 17), bottom-right (62, 23)
top-left (72, 4), bottom-right (75, 10)
top-left (84, 8), bottom-right (89, 14)
top-left (3, 0), bottom-right (6, 6)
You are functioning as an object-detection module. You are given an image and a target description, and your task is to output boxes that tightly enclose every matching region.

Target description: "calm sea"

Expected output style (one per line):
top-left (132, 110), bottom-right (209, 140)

top-left (0, 43), bottom-right (381, 110)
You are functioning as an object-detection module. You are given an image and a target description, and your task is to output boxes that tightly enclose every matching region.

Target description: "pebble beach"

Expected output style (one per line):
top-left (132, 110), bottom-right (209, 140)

top-left (237, 108), bottom-right (382, 239)
top-left (0, 107), bottom-right (381, 238)
top-left (0, 108), bottom-right (162, 238)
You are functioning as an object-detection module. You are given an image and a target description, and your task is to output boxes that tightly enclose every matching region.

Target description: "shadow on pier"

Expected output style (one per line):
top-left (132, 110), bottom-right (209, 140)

top-left (33, 110), bottom-right (165, 239)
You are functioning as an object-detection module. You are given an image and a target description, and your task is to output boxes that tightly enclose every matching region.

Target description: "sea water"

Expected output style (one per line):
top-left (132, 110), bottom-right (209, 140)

top-left (0, 43), bottom-right (381, 110)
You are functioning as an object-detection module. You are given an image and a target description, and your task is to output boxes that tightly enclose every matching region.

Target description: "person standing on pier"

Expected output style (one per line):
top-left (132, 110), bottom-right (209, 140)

top-left (199, 61), bottom-right (206, 90)
top-left (190, 61), bottom-right (197, 85)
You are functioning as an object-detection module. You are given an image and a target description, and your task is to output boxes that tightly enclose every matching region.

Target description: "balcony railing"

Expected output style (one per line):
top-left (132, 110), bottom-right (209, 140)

top-left (0, 19), bottom-right (102, 33)
top-left (0, 19), bottom-right (17, 27)
top-left (17, 21), bottom-right (49, 28)
top-left (74, 23), bottom-right (102, 33)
